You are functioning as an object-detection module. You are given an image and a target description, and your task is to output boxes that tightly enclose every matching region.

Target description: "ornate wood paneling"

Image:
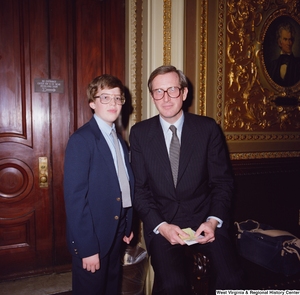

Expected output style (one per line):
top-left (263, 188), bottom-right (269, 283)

top-left (0, 210), bottom-right (35, 251)
top-left (224, 0), bottom-right (300, 132)
top-left (217, 0), bottom-right (300, 157)
top-left (0, 159), bottom-right (34, 201)
top-left (0, 0), bottom-right (32, 146)
top-left (0, 0), bottom-right (53, 280)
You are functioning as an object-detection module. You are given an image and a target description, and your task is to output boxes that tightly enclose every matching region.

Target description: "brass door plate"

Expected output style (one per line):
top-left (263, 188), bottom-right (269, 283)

top-left (39, 157), bottom-right (48, 188)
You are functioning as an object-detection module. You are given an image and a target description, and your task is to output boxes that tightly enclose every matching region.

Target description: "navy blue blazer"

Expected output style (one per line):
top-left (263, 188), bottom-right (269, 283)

top-left (129, 112), bottom-right (234, 247)
top-left (64, 116), bottom-right (134, 259)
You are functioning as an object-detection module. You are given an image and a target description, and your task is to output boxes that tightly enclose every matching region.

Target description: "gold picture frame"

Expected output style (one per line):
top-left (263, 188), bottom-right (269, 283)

top-left (217, 0), bottom-right (300, 158)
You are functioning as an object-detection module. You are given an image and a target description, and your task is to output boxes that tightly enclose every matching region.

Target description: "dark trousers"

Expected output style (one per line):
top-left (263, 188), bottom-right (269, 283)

top-left (149, 230), bottom-right (244, 295)
top-left (72, 217), bottom-right (126, 295)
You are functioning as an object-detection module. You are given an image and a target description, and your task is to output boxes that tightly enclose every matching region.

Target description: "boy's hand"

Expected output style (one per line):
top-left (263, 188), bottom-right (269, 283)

top-left (82, 253), bottom-right (100, 272)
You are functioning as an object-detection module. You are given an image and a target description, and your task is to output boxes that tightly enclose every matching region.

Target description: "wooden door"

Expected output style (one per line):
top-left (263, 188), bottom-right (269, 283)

top-left (0, 0), bottom-right (54, 279)
top-left (0, 0), bottom-right (125, 280)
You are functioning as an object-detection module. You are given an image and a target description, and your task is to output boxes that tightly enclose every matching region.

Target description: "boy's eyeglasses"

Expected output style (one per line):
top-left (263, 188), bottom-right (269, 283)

top-left (94, 94), bottom-right (126, 105)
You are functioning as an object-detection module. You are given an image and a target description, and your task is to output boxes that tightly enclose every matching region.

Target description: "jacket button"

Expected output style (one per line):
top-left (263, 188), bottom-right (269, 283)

top-left (116, 197), bottom-right (121, 202)
top-left (114, 216), bottom-right (119, 220)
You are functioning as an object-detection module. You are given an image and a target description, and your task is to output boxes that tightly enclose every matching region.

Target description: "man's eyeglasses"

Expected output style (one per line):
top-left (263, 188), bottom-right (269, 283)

top-left (151, 86), bottom-right (182, 100)
top-left (94, 94), bottom-right (126, 105)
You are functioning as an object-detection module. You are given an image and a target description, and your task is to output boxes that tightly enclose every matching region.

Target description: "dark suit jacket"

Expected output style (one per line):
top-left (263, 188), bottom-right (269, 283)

top-left (129, 112), bottom-right (234, 247)
top-left (268, 54), bottom-right (300, 87)
top-left (64, 116), bottom-right (134, 259)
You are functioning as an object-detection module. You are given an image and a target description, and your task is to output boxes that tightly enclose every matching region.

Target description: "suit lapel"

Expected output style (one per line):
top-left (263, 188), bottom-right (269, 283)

top-left (89, 117), bottom-right (118, 179)
top-left (147, 116), bottom-right (175, 187)
top-left (145, 115), bottom-right (199, 190)
top-left (177, 114), bottom-right (198, 185)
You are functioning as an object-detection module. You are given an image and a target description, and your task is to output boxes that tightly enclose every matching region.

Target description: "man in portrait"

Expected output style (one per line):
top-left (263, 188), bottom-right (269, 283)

top-left (268, 21), bottom-right (300, 87)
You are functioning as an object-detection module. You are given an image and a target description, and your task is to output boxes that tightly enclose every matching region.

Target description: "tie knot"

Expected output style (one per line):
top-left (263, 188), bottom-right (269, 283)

top-left (169, 125), bottom-right (177, 134)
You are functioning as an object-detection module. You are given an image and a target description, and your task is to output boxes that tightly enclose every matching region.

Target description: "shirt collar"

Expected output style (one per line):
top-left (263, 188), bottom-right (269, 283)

top-left (280, 51), bottom-right (292, 56)
top-left (93, 114), bottom-right (115, 135)
top-left (159, 112), bottom-right (184, 134)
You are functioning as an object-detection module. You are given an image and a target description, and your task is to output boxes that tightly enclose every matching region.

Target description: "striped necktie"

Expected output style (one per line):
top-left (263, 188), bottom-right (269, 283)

top-left (169, 125), bottom-right (180, 187)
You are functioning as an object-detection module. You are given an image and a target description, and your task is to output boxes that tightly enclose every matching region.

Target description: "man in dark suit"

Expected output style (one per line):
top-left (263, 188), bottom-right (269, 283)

top-left (268, 22), bottom-right (300, 87)
top-left (129, 65), bottom-right (243, 294)
top-left (64, 74), bottom-right (134, 295)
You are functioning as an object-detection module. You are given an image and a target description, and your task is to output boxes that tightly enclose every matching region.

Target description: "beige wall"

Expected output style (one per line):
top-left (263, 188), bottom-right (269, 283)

top-left (125, 1), bottom-right (185, 292)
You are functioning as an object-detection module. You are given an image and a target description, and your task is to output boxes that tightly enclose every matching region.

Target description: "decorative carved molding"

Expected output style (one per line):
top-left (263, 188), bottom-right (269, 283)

top-left (128, 0), bottom-right (143, 126)
top-left (163, 0), bottom-right (171, 65)
top-left (0, 159), bottom-right (34, 202)
top-left (223, 0), bottom-right (300, 132)
top-left (129, 0), bottom-right (137, 123)
top-left (214, 0), bottom-right (300, 158)
top-left (230, 150), bottom-right (300, 160)
top-left (215, 0), bottom-right (227, 125)
top-left (198, 0), bottom-right (208, 116)
top-left (0, 210), bottom-right (35, 250)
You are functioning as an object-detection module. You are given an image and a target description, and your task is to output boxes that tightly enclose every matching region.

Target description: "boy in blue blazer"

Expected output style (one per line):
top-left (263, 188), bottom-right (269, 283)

top-left (64, 74), bottom-right (134, 295)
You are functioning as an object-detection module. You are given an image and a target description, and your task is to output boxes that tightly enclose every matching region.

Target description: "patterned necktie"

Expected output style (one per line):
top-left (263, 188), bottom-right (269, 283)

top-left (169, 125), bottom-right (180, 187)
top-left (111, 129), bottom-right (132, 208)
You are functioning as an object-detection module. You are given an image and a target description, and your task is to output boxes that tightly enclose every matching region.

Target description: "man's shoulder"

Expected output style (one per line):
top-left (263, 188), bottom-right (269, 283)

top-left (183, 113), bottom-right (221, 135)
top-left (69, 118), bottom-right (97, 140)
top-left (131, 113), bottom-right (216, 130)
top-left (184, 112), bottom-right (215, 124)
top-left (293, 55), bottom-right (300, 63)
top-left (131, 115), bottom-right (159, 130)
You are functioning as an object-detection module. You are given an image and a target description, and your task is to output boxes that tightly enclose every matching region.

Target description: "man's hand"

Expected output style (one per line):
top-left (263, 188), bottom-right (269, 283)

top-left (158, 223), bottom-right (189, 245)
top-left (194, 219), bottom-right (218, 244)
top-left (82, 253), bottom-right (100, 273)
top-left (123, 231), bottom-right (134, 244)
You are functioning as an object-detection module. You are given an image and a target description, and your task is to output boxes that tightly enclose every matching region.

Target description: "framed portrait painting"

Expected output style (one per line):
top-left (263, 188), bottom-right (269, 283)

top-left (262, 15), bottom-right (300, 91)
top-left (216, 0), bottom-right (300, 158)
